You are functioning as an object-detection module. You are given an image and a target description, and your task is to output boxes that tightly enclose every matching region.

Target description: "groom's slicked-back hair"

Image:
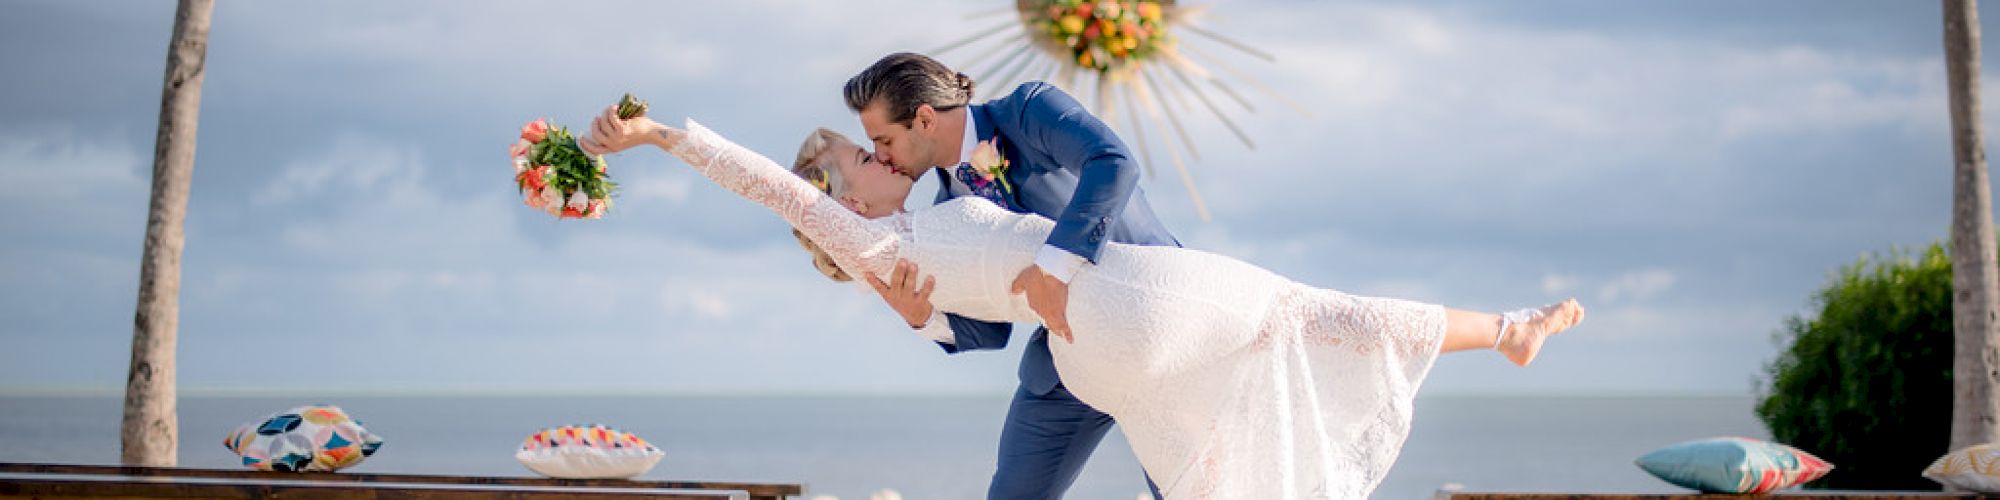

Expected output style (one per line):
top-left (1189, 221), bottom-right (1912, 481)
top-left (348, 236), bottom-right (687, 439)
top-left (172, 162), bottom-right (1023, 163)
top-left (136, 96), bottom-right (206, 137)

top-left (844, 52), bottom-right (975, 126)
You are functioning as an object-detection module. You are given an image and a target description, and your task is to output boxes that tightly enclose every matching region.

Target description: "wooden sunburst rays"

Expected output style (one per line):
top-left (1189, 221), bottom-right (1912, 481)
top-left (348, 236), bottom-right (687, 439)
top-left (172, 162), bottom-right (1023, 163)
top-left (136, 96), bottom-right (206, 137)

top-left (930, 0), bottom-right (1308, 221)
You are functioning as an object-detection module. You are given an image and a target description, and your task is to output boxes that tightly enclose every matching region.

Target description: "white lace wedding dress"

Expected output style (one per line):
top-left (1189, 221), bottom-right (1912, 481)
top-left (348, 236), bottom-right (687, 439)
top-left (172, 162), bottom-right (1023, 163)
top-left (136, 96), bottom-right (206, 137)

top-left (668, 120), bottom-right (1447, 499)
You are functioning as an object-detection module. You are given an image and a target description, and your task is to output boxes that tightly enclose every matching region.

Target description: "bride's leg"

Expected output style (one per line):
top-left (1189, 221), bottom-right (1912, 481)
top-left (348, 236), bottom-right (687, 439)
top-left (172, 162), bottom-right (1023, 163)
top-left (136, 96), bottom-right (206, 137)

top-left (1439, 309), bottom-right (1506, 353)
top-left (1439, 299), bottom-right (1586, 366)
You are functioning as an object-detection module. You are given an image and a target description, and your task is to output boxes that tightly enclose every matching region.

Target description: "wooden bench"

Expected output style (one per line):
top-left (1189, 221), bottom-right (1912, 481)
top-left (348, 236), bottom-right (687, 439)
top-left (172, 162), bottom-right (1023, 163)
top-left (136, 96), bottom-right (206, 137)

top-left (0, 462), bottom-right (803, 500)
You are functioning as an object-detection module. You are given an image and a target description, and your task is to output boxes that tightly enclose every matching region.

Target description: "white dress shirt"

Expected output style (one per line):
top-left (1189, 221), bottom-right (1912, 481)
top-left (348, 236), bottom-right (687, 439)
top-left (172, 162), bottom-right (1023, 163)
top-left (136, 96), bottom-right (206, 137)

top-left (912, 111), bottom-right (1091, 340)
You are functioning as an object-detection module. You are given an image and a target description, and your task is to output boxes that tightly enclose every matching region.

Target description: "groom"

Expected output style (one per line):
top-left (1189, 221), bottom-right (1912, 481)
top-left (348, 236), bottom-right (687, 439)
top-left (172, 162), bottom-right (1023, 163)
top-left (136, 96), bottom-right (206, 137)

top-left (844, 52), bottom-right (1180, 499)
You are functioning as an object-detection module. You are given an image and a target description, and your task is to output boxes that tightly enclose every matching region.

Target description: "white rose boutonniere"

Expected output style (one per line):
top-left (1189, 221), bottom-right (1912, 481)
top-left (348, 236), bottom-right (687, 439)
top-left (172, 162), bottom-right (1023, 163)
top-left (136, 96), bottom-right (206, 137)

top-left (969, 138), bottom-right (1013, 194)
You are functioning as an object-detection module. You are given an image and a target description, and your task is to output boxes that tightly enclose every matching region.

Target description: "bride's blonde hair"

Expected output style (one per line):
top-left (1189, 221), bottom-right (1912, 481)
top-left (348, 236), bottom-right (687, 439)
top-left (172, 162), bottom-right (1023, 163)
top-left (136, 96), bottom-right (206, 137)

top-left (790, 127), bottom-right (854, 282)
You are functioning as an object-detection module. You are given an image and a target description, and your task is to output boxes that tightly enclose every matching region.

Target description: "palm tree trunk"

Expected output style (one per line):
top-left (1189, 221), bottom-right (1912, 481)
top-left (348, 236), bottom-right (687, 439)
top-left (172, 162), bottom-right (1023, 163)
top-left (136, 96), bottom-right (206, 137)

top-left (123, 0), bottom-right (213, 467)
top-left (1945, 0), bottom-right (2000, 454)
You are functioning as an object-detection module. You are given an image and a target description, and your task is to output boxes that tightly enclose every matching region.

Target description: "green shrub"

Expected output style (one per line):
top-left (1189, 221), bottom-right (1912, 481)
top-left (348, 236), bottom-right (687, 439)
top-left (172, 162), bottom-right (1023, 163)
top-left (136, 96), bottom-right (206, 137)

top-left (1755, 243), bottom-right (1953, 490)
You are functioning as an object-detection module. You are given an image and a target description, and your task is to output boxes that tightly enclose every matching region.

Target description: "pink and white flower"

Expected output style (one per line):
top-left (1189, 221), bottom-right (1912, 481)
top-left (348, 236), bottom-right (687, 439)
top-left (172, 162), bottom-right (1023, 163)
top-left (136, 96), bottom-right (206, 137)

top-left (969, 140), bottom-right (1003, 181)
top-left (968, 138), bottom-right (1014, 193)
top-left (520, 119), bottom-right (550, 143)
top-left (517, 165), bottom-right (551, 192)
top-left (540, 186), bottom-right (563, 214)
top-left (509, 139), bottom-right (532, 160)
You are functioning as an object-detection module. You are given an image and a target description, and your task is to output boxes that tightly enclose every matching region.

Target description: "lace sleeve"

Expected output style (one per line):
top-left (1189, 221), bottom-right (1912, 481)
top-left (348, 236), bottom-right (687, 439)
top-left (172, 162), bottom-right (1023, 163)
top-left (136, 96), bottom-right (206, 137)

top-left (665, 119), bottom-right (900, 281)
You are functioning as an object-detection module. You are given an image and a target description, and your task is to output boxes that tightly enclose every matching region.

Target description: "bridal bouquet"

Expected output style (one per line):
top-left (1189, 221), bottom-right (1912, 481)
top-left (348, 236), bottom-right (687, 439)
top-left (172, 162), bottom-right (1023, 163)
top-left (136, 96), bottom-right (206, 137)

top-left (510, 94), bottom-right (649, 219)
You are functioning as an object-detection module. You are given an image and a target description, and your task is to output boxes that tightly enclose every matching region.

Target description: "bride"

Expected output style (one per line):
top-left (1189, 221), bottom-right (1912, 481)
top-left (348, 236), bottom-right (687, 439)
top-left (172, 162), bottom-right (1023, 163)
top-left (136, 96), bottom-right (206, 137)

top-left (579, 110), bottom-right (1584, 499)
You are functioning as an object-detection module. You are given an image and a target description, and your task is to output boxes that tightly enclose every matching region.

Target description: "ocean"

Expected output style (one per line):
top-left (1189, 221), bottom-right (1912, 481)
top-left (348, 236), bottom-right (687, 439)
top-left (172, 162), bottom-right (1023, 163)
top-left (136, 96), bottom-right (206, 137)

top-left (0, 395), bottom-right (1766, 499)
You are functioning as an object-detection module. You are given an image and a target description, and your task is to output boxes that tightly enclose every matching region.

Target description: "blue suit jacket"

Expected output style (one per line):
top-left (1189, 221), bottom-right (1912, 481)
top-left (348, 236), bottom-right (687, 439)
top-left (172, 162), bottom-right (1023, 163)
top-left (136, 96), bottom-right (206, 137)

top-left (931, 82), bottom-right (1181, 395)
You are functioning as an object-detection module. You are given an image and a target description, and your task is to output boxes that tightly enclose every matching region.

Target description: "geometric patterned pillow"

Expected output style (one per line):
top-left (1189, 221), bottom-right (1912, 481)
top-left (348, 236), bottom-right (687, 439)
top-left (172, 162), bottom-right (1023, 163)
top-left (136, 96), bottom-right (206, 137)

top-left (1635, 437), bottom-right (1834, 493)
top-left (515, 424), bottom-right (664, 479)
top-left (1926, 443), bottom-right (2000, 493)
top-left (223, 405), bottom-right (384, 472)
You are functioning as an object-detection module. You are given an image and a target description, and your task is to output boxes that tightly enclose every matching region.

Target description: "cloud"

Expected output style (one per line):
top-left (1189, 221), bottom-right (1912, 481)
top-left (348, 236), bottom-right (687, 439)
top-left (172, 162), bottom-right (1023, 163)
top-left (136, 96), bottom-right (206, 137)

top-left (1597, 269), bottom-right (1678, 303)
top-left (619, 172), bottom-right (696, 205)
top-left (0, 128), bottom-right (147, 230)
top-left (1136, 2), bottom-right (1951, 293)
top-left (251, 133), bottom-right (411, 205)
top-left (1542, 274), bottom-right (1579, 295)
top-left (683, 290), bottom-right (735, 320)
top-left (1227, 4), bottom-right (1940, 168)
top-left (0, 126), bottom-right (148, 272)
top-left (2, 0), bottom-right (1985, 396)
top-left (650, 44), bottom-right (720, 79)
top-left (1527, 267), bottom-right (1686, 307)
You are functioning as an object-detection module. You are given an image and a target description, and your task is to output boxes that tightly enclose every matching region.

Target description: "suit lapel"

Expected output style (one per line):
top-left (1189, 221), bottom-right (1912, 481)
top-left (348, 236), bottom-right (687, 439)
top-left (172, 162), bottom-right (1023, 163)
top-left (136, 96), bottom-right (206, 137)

top-left (933, 165), bottom-right (955, 204)
top-left (972, 104), bottom-right (997, 143)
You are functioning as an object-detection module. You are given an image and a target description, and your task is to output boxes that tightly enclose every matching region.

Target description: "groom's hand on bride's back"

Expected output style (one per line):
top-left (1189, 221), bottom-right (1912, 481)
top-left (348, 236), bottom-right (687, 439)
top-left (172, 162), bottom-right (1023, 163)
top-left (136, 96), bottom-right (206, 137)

top-left (866, 259), bottom-right (937, 328)
top-left (1012, 267), bottom-right (1072, 344)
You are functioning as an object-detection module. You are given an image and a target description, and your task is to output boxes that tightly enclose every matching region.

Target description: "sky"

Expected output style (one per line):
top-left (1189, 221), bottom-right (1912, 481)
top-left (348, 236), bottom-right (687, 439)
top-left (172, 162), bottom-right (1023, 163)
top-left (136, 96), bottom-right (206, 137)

top-left (0, 0), bottom-right (1986, 397)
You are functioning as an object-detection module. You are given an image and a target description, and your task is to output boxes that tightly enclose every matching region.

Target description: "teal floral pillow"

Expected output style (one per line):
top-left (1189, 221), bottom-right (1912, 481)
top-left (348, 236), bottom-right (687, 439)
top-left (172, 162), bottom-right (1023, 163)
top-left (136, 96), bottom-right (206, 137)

top-left (1636, 437), bottom-right (1832, 493)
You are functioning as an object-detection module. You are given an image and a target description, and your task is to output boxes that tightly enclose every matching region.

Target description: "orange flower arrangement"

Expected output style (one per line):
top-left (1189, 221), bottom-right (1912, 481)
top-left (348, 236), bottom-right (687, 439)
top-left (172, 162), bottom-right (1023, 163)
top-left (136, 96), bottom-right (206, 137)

top-left (1028, 0), bottom-right (1173, 73)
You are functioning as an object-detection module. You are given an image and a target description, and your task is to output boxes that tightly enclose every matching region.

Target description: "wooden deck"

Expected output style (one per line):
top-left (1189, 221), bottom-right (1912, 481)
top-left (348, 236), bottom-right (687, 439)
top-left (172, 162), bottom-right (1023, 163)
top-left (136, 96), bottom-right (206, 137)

top-left (0, 462), bottom-right (803, 499)
top-left (1439, 492), bottom-right (1992, 500)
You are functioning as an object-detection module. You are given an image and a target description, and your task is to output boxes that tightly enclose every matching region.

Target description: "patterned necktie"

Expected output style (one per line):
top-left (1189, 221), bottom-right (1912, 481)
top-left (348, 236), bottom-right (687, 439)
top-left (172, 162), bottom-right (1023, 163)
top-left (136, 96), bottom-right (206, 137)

top-left (954, 163), bottom-right (1011, 210)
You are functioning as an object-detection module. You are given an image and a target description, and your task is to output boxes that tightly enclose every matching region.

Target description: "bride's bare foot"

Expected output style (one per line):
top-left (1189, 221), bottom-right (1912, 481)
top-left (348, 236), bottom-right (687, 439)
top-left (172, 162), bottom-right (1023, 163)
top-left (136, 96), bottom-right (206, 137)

top-left (1497, 298), bottom-right (1586, 366)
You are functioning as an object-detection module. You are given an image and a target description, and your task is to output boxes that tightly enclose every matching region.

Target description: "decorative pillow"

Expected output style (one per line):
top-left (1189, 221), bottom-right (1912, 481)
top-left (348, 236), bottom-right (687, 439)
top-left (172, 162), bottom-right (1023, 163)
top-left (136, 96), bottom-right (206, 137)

top-left (1635, 437), bottom-right (1833, 493)
top-left (1926, 443), bottom-right (2000, 492)
top-left (515, 424), bottom-right (664, 479)
top-left (223, 404), bottom-right (384, 472)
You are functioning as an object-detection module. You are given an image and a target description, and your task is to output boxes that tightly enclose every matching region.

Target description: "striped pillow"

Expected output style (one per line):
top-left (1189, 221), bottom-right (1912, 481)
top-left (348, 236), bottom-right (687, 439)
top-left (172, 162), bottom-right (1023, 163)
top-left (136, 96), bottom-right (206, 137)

top-left (516, 424), bottom-right (664, 479)
top-left (1926, 443), bottom-right (2000, 492)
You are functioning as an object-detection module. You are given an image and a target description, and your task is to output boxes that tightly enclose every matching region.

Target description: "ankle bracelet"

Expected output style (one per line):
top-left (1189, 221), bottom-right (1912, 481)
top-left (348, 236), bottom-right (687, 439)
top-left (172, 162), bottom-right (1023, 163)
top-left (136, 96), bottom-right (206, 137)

top-left (1495, 308), bottom-right (1538, 349)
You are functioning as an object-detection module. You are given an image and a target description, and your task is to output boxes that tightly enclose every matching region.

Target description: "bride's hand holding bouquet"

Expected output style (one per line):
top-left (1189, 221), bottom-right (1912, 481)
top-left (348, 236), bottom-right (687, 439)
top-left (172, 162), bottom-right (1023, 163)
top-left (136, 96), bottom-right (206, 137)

top-left (577, 96), bottom-right (683, 157)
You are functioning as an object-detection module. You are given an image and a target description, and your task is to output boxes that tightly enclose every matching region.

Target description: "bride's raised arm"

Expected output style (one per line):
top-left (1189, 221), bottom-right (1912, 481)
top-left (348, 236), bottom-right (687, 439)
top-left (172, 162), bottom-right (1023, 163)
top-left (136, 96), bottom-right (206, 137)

top-left (658, 119), bottom-right (901, 281)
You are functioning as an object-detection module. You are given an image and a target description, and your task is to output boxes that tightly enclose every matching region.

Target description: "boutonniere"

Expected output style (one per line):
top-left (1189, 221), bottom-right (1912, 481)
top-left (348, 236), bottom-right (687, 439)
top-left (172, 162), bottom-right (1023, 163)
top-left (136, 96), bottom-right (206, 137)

top-left (969, 138), bottom-right (1014, 193)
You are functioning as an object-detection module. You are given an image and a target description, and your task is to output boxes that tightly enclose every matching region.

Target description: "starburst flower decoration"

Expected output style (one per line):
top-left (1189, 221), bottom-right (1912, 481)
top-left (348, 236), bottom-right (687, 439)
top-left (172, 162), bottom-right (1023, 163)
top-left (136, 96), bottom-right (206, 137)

top-left (933, 0), bottom-right (1306, 220)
